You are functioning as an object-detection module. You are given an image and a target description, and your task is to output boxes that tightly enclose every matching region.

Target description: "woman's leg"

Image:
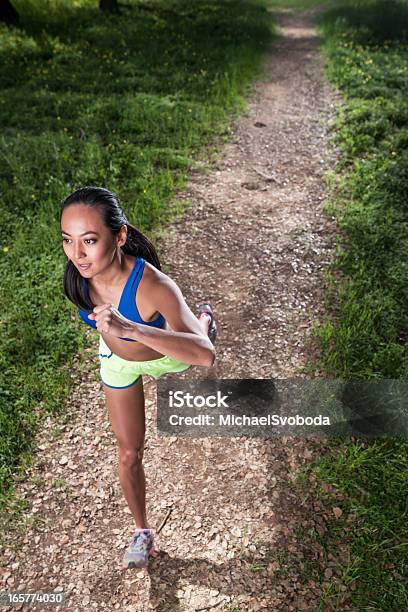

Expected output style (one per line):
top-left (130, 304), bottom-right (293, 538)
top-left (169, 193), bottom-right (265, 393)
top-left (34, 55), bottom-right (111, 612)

top-left (103, 378), bottom-right (150, 529)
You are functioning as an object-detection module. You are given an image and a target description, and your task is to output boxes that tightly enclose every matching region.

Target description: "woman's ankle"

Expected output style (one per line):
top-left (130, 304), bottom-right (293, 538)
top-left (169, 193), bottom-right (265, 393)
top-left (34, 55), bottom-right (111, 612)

top-left (134, 526), bottom-right (154, 533)
top-left (198, 312), bottom-right (211, 330)
top-left (134, 517), bottom-right (150, 530)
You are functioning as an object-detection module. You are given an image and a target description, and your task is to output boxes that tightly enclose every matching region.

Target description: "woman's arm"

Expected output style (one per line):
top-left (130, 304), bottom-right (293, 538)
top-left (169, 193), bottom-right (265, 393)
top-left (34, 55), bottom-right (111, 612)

top-left (91, 275), bottom-right (216, 367)
top-left (129, 322), bottom-right (215, 367)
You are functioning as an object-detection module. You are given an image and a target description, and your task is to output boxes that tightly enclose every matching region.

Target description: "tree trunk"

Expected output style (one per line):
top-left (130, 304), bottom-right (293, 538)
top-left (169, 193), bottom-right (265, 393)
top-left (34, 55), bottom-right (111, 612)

top-left (99, 0), bottom-right (119, 13)
top-left (0, 0), bottom-right (19, 25)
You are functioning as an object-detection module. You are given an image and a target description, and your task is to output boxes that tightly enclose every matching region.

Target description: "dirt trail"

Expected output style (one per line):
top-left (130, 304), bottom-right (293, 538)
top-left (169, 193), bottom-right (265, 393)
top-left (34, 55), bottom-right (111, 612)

top-left (2, 5), bottom-right (352, 612)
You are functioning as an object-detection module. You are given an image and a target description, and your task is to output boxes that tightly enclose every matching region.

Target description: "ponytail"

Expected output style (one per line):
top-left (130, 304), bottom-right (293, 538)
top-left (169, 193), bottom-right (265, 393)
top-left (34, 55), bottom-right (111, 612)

top-left (122, 223), bottom-right (161, 271)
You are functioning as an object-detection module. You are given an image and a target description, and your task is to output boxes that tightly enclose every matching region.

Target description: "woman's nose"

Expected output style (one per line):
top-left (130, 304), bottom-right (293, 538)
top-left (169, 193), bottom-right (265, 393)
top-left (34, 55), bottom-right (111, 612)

top-left (74, 242), bottom-right (86, 259)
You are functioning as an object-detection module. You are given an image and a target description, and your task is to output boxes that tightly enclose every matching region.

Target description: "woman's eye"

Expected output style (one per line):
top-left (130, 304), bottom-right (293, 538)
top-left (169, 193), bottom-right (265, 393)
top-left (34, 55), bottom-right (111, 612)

top-left (62, 238), bottom-right (95, 244)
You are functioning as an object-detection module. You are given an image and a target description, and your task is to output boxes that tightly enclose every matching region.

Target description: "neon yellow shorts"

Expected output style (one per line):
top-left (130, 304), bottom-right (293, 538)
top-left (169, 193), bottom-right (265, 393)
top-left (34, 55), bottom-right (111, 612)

top-left (98, 336), bottom-right (190, 389)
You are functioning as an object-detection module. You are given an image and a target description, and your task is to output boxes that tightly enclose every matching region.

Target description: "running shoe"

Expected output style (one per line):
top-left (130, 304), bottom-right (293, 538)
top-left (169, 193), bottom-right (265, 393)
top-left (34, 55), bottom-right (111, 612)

top-left (198, 303), bottom-right (217, 344)
top-left (122, 528), bottom-right (155, 569)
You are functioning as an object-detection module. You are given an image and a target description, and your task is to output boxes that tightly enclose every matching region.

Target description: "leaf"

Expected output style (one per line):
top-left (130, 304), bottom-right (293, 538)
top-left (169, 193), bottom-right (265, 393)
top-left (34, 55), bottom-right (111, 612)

top-left (333, 506), bottom-right (343, 519)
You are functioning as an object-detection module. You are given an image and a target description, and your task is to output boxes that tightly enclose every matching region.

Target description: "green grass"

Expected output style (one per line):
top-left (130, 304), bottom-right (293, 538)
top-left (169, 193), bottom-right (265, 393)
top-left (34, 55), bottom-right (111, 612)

top-left (315, 438), bottom-right (408, 608)
top-left (268, 0), bottom-right (331, 9)
top-left (313, 1), bottom-right (408, 378)
top-left (0, 0), bottom-right (275, 529)
top-left (301, 1), bottom-right (408, 610)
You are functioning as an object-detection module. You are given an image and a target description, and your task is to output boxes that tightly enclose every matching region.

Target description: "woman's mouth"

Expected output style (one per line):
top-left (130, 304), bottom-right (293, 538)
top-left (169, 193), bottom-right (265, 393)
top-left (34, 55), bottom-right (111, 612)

top-left (78, 264), bottom-right (91, 270)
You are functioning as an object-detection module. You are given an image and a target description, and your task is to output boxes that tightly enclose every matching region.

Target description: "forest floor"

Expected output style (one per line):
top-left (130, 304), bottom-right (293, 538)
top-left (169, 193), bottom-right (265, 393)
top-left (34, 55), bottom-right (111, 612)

top-left (2, 4), bottom-right (354, 611)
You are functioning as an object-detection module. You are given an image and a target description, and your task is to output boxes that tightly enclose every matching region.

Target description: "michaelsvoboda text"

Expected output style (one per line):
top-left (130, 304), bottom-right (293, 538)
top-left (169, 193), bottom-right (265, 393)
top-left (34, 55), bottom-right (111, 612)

top-left (168, 414), bottom-right (331, 426)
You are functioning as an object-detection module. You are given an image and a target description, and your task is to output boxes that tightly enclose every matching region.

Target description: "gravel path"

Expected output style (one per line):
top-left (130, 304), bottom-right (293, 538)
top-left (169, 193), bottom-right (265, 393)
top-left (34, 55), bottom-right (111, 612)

top-left (2, 5), bottom-right (354, 611)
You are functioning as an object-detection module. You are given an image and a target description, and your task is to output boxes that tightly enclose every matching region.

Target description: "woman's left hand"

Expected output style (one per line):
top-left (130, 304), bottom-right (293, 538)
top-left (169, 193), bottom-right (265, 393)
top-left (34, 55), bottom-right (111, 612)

top-left (89, 304), bottom-right (136, 337)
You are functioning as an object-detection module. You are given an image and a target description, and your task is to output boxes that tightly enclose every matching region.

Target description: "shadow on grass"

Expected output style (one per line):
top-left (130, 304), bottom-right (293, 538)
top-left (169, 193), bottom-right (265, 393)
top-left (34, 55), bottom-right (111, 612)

top-left (1, 0), bottom-right (273, 134)
top-left (318, 0), bottom-right (408, 46)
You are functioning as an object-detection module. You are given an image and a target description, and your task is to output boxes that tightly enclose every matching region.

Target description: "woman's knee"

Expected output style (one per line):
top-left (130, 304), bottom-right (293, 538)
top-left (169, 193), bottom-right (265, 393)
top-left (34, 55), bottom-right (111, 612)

top-left (118, 444), bottom-right (145, 469)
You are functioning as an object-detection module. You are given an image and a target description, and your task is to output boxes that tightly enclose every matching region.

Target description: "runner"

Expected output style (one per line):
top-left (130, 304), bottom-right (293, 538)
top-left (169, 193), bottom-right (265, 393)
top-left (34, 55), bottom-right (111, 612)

top-left (60, 186), bottom-right (217, 570)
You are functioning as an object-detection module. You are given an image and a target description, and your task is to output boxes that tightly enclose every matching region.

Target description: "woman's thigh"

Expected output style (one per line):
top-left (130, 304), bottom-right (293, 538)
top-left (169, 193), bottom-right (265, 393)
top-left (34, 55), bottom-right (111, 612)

top-left (103, 378), bottom-right (145, 452)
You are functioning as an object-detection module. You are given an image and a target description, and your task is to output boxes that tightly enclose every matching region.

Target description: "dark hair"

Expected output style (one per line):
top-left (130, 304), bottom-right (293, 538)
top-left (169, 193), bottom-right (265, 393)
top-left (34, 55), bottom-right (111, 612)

top-left (60, 186), bottom-right (161, 311)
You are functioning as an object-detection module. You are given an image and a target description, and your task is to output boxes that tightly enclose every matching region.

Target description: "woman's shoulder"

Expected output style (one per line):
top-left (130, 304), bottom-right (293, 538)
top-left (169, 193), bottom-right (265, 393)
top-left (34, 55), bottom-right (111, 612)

top-left (141, 260), bottom-right (169, 287)
top-left (137, 261), bottom-right (177, 319)
top-left (141, 261), bottom-right (181, 298)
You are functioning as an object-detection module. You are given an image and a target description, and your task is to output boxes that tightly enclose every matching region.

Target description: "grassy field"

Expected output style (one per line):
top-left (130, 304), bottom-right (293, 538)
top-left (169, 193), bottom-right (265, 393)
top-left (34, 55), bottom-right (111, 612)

top-left (307, 0), bottom-right (408, 609)
top-left (0, 0), bottom-right (275, 522)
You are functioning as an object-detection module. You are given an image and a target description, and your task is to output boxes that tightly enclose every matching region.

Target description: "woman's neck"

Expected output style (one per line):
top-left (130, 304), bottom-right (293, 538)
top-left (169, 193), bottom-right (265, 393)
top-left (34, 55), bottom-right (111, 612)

top-left (89, 251), bottom-right (134, 293)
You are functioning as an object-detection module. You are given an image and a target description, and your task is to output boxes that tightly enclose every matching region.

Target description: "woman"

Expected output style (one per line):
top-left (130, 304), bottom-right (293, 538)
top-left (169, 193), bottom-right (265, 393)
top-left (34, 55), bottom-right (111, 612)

top-left (60, 186), bottom-right (217, 570)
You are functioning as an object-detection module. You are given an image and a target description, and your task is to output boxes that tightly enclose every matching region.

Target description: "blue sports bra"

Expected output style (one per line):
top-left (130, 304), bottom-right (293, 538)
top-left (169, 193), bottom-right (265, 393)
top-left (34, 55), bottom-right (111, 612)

top-left (77, 257), bottom-right (166, 342)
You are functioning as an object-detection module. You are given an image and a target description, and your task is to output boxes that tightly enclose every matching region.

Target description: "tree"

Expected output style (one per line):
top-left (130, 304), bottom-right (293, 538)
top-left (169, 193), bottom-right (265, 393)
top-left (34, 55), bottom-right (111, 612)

top-left (0, 0), bottom-right (19, 25)
top-left (99, 0), bottom-right (119, 12)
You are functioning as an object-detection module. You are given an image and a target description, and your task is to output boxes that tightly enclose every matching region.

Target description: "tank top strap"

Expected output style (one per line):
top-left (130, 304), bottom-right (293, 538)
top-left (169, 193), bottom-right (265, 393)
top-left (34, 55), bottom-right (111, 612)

top-left (119, 257), bottom-right (145, 310)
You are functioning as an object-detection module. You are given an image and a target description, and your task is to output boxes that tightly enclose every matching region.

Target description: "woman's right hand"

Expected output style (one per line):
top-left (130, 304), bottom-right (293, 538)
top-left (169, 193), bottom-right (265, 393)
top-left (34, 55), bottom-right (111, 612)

top-left (89, 304), bottom-right (136, 338)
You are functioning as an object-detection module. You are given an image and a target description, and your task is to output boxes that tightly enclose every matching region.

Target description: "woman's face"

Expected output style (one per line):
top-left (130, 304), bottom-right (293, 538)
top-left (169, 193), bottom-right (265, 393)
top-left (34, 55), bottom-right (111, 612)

top-left (61, 203), bottom-right (125, 277)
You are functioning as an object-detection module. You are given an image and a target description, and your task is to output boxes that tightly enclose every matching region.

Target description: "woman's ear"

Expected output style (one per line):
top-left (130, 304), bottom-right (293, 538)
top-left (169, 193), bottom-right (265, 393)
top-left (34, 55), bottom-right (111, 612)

top-left (118, 224), bottom-right (128, 248)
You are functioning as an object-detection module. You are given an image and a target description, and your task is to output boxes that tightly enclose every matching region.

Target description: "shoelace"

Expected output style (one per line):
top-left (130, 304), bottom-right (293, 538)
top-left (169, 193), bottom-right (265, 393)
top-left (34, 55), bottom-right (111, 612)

top-left (130, 532), bottom-right (152, 552)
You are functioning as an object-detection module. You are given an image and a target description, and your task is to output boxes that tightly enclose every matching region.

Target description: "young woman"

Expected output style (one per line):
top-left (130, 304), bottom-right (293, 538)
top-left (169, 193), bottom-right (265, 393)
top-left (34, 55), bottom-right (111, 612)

top-left (60, 186), bottom-right (217, 570)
